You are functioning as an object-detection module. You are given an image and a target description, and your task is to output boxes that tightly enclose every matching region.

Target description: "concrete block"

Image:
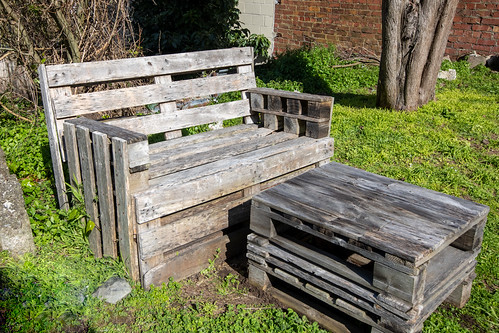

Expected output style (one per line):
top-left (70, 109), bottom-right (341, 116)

top-left (0, 148), bottom-right (36, 257)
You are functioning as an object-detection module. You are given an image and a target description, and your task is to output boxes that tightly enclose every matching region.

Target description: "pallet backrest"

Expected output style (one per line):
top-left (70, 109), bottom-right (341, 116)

top-left (39, 47), bottom-right (256, 157)
top-left (39, 47), bottom-right (256, 209)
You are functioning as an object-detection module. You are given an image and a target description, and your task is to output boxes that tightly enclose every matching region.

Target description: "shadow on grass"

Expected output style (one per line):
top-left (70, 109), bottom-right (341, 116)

top-left (255, 47), bottom-right (379, 110)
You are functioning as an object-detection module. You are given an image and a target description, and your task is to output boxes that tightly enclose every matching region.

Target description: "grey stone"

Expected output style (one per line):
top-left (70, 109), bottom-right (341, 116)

top-left (467, 53), bottom-right (486, 69)
top-left (0, 148), bottom-right (36, 257)
top-left (437, 69), bottom-right (457, 81)
top-left (91, 276), bottom-right (131, 304)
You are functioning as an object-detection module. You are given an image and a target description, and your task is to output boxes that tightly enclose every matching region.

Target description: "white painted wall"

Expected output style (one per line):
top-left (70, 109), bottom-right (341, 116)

top-left (237, 0), bottom-right (276, 55)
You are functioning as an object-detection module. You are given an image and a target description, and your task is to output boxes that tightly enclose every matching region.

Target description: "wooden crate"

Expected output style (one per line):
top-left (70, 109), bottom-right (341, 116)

top-left (247, 162), bottom-right (489, 333)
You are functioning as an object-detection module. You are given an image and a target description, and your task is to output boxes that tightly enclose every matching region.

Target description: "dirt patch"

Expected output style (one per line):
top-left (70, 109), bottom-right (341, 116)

top-left (179, 258), bottom-right (283, 316)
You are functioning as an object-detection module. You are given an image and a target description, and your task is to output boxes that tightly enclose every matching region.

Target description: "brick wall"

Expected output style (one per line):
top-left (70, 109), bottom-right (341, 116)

top-left (273, 0), bottom-right (499, 59)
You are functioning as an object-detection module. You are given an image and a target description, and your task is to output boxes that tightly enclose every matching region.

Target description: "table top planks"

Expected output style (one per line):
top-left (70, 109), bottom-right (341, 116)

top-left (253, 162), bottom-right (489, 265)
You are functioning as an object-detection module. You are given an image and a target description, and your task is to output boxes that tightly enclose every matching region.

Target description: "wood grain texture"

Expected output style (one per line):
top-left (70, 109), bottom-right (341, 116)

top-left (106, 100), bottom-right (251, 136)
top-left (154, 75), bottom-right (182, 139)
top-left (67, 117), bottom-right (147, 143)
top-left (112, 137), bottom-right (140, 280)
top-left (149, 130), bottom-right (297, 179)
top-left (92, 132), bottom-right (118, 258)
top-left (46, 47), bottom-right (254, 87)
top-left (253, 162), bottom-right (489, 265)
top-left (247, 87), bottom-right (333, 102)
top-left (135, 136), bottom-right (334, 223)
top-left (148, 124), bottom-right (259, 154)
top-left (53, 72), bottom-right (256, 118)
top-left (38, 65), bottom-right (68, 209)
top-left (76, 125), bottom-right (102, 258)
top-left (63, 122), bottom-right (81, 189)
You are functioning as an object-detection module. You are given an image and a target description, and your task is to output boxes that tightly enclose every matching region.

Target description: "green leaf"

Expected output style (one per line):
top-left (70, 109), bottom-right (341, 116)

top-left (85, 220), bottom-right (95, 234)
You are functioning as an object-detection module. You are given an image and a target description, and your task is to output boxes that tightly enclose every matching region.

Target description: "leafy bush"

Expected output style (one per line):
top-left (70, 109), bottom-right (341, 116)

top-left (132, 0), bottom-right (270, 57)
top-left (257, 46), bottom-right (378, 95)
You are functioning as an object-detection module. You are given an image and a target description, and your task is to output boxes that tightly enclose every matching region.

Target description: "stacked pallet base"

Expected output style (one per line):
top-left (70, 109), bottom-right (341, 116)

top-left (247, 162), bottom-right (488, 333)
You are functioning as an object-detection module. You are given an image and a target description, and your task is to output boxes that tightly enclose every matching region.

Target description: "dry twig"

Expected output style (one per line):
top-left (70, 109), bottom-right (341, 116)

top-left (0, 100), bottom-right (33, 123)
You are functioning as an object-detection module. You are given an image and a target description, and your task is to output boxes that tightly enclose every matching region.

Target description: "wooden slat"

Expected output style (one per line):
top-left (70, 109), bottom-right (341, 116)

top-left (112, 137), bottom-right (140, 280)
top-left (238, 61), bottom-right (258, 124)
top-left (150, 127), bottom-right (273, 165)
top-left (92, 132), bottom-right (118, 258)
top-left (107, 100), bottom-right (251, 136)
top-left (138, 192), bottom-right (249, 260)
top-left (252, 107), bottom-right (330, 122)
top-left (136, 136), bottom-right (334, 223)
top-left (142, 228), bottom-right (247, 288)
top-left (67, 117), bottom-right (147, 143)
top-left (63, 122), bottom-right (81, 189)
top-left (46, 47), bottom-right (254, 87)
top-left (38, 65), bottom-right (68, 209)
top-left (76, 125), bottom-right (102, 258)
top-left (148, 124), bottom-right (259, 154)
top-left (149, 131), bottom-right (297, 179)
top-left (54, 72), bottom-right (256, 118)
top-left (247, 87), bottom-right (333, 102)
top-left (154, 75), bottom-right (182, 140)
top-left (50, 87), bottom-right (72, 161)
top-left (264, 95), bottom-right (282, 130)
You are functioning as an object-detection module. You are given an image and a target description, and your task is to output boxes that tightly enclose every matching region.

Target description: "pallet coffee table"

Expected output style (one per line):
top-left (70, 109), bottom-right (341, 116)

top-left (247, 162), bottom-right (489, 333)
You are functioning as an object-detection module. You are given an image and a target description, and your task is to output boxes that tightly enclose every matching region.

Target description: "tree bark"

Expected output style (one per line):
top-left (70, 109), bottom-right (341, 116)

top-left (376, 0), bottom-right (458, 111)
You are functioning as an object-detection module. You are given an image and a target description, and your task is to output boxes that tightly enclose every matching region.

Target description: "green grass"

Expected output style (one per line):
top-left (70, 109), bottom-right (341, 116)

top-left (1, 46), bottom-right (498, 332)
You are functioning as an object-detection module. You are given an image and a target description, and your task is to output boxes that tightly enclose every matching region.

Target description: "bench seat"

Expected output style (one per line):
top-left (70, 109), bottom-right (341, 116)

top-left (137, 125), bottom-right (335, 224)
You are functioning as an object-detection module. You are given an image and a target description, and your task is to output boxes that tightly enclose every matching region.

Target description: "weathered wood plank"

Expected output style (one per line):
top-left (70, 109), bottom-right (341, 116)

top-left (373, 262), bottom-right (426, 304)
top-left (248, 264), bottom-right (271, 290)
top-left (63, 122), bottom-right (81, 189)
top-left (267, 283), bottom-right (361, 333)
top-left (252, 107), bottom-right (330, 123)
top-left (148, 124), bottom-right (259, 154)
top-left (76, 125), bottom-right (102, 258)
top-left (92, 132), bottom-right (118, 258)
top-left (46, 47), bottom-right (254, 87)
top-left (149, 131), bottom-right (297, 179)
top-left (142, 228), bottom-right (247, 288)
top-left (264, 95), bottom-right (283, 131)
top-left (150, 127), bottom-right (273, 166)
top-left (112, 137), bottom-right (139, 280)
top-left (54, 72), bottom-right (256, 118)
top-left (250, 199), bottom-right (418, 275)
top-left (67, 117), bottom-right (147, 143)
top-left (451, 217), bottom-right (486, 251)
top-left (238, 62), bottom-right (259, 125)
top-left (136, 136), bottom-right (334, 223)
top-left (247, 87), bottom-right (333, 103)
top-left (106, 100), bottom-right (251, 136)
top-left (445, 272), bottom-right (474, 308)
top-left (254, 162), bottom-right (489, 265)
top-left (154, 75), bottom-right (182, 140)
top-left (38, 65), bottom-right (68, 209)
top-left (284, 98), bottom-right (304, 135)
top-left (138, 193), bottom-right (250, 260)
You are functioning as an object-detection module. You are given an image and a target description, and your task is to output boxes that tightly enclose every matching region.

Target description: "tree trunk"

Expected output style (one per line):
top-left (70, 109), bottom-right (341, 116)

top-left (376, 0), bottom-right (458, 111)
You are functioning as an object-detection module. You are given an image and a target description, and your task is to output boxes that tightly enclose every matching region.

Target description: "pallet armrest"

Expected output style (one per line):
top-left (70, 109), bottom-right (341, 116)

top-left (65, 117), bottom-right (149, 172)
top-left (246, 88), bottom-right (334, 139)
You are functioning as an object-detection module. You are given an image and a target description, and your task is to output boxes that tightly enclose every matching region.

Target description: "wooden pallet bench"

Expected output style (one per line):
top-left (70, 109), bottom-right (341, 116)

top-left (248, 162), bottom-right (489, 333)
top-left (38, 47), bottom-right (335, 287)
